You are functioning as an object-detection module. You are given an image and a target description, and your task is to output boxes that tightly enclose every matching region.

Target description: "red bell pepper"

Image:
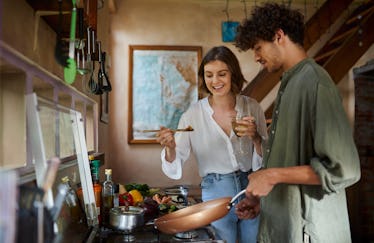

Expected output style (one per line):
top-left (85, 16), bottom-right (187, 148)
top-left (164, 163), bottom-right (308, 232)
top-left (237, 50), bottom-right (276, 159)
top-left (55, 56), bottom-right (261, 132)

top-left (119, 192), bottom-right (134, 206)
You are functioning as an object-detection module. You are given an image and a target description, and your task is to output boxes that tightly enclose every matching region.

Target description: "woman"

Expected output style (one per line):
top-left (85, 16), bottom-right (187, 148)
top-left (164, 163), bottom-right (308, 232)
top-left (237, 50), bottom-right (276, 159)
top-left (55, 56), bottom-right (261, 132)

top-left (156, 46), bottom-right (267, 243)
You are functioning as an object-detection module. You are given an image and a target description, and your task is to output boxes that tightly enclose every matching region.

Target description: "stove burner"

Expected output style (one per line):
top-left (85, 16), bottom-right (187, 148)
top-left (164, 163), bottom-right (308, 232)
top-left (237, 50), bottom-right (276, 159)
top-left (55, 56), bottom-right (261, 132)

top-left (174, 230), bottom-right (198, 239)
top-left (97, 224), bottom-right (225, 242)
top-left (121, 234), bottom-right (135, 242)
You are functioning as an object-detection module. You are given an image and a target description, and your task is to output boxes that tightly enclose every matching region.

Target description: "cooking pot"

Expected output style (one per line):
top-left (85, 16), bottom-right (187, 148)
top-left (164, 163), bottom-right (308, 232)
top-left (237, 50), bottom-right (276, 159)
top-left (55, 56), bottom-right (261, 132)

top-left (154, 189), bottom-right (246, 234)
top-left (109, 206), bottom-right (144, 233)
top-left (164, 186), bottom-right (188, 205)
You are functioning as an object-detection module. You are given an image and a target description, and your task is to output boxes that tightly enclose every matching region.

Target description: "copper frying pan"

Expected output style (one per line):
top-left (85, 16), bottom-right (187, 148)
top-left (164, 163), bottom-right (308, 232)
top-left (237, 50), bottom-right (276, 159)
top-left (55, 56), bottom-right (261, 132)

top-left (154, 189), bottom-right (246, 234)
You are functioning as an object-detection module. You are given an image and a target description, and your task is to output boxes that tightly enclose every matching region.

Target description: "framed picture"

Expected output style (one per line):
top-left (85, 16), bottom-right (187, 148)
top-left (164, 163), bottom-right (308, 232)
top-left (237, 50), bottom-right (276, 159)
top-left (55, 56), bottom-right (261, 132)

top-left (222, 21), bottom-right (239, 42)
top-left (128, 45), bottom-right (202, 144)
top-left (100, 92), bottom-right (109, 124)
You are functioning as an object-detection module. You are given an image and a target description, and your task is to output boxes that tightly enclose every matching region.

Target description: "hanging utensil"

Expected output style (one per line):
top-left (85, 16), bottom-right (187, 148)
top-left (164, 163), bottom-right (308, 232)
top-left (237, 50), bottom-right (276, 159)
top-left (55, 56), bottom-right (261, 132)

top-left (64, 0), bottom-right (77, 84)
top-left (91, 32), bottom-right (102, 95)
top-left (85, 27), bottom-right (100, 94)
top-left (85, 27), bottom-right (93, 92)
top-left (97, 41), bottom-right (112, 92)
top-left (76, 8), bottom-right (88, 75)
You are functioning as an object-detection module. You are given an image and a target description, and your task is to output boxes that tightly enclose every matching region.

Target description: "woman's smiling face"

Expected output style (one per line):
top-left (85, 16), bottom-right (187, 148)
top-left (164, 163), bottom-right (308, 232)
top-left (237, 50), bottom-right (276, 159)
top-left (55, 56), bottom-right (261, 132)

top-left (204, 60), bottom-right (232, 97)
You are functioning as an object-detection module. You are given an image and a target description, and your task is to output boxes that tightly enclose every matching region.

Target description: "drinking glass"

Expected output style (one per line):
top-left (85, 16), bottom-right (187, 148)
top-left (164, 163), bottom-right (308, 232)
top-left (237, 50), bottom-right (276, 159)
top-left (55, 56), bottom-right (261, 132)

top-left (231, 115), bottom-right (248, 154)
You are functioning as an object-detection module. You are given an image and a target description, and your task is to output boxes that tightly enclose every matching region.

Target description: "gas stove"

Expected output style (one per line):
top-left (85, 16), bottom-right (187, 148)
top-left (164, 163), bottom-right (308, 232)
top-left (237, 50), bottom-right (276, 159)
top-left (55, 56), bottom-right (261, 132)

top-left (95, 224), bottom-right (224, 243)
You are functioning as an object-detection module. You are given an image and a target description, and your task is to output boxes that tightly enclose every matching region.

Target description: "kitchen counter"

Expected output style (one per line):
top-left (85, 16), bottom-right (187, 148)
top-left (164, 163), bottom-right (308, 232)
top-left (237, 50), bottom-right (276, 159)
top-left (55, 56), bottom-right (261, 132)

top-left (57, 185), bottom-right (203, 242)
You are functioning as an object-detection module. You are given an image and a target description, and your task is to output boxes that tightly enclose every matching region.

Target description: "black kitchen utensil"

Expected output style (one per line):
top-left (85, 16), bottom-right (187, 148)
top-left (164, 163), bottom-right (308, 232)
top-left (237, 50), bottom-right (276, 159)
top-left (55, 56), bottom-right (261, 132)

top-left (16, 185), bottom-right (55, 243)
top-left (97, 41), bottom-right (112, 92)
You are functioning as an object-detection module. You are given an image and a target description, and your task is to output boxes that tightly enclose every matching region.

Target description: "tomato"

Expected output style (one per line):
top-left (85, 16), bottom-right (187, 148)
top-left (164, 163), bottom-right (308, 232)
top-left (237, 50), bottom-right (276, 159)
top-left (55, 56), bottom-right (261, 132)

top-left (119, 192), bottom-right (134, 206)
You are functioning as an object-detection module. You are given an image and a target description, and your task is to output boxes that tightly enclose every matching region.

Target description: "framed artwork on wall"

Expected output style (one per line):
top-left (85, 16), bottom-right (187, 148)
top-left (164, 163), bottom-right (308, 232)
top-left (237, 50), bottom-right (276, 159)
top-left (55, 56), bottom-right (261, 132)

top-left (128, 45), bottom-right (202, 144)
top-left (222, 21), bottom-right (239, 42)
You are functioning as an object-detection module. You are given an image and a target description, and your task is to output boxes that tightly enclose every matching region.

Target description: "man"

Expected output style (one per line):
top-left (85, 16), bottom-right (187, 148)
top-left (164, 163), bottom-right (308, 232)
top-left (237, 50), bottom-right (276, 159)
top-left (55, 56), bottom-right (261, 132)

top-left (234, 3), bottom-right (361, 243)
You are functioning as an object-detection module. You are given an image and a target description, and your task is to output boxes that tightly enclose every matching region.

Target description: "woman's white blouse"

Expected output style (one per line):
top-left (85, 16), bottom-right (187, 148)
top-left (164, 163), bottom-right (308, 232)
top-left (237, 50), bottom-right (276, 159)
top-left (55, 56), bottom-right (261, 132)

top-left (161, 95), bottom-right (268, 179)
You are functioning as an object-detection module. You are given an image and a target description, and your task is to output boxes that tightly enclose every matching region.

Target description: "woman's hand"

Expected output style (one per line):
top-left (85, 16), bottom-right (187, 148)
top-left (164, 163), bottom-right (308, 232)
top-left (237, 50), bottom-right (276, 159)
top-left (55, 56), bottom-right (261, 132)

top-left (156, 126), bottom-right (176, 148)
top-left (235, 116), bottom-right (262, 155)
top-left (238, 116), bottom-right (259, 140)
top-left (156, 126), bottom-right (176, 162)
top-left (235, 195), bottom-right (260, 219)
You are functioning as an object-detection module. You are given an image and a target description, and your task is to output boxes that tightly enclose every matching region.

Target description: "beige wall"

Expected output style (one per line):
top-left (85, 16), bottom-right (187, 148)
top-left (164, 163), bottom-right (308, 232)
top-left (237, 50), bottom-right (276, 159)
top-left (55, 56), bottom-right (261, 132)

top-left (2, 0), bottom-right (372, 188)
top-left (107, 0), bottom-right (323, 187)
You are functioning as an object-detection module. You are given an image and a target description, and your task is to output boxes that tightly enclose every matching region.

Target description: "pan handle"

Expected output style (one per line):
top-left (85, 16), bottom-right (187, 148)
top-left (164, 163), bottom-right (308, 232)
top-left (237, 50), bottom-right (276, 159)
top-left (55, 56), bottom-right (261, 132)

top-left (228, 189), bottom-right (246, 208)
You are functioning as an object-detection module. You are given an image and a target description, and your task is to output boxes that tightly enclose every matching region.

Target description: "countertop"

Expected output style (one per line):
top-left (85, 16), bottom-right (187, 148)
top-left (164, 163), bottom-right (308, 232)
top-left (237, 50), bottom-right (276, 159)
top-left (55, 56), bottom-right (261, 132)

top-left (58, 185), bottom-right (202, 242)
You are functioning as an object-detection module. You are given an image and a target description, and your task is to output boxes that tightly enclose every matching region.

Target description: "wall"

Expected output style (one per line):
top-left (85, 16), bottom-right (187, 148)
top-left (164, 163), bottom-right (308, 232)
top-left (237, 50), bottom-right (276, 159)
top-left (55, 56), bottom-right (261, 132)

top-left (107, 0), bottom-right (322, 187)
top-left (1, 0), bottom-right (371, 189)
top-left (350, 58), bottom-right (374, 242)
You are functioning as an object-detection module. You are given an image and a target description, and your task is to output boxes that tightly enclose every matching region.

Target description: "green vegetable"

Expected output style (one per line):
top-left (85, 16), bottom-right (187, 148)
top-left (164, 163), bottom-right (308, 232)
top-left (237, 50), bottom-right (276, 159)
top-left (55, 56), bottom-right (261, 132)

top-left (158, 203), bottom-right (168, 212)
top-left (125, 183), bottom-right (150, 196)
top-left (168, 204), bottom-right (177, 213)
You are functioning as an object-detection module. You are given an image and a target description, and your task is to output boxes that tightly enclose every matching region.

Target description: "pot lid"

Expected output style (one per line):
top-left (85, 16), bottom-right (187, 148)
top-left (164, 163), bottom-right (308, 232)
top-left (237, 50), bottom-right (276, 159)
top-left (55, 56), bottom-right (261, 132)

top-left (110, 206), bottom-right (144, 215)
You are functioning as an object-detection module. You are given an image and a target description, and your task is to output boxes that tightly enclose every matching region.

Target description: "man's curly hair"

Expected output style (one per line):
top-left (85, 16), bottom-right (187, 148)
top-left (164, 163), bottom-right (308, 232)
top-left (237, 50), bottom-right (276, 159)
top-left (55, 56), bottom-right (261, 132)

top-left (235, 3), bottom-right (305, 51)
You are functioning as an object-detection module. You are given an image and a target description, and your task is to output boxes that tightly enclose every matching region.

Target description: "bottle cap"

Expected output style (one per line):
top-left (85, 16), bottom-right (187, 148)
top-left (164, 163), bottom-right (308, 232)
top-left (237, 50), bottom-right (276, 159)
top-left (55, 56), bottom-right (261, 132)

top-left (88, 155), bottom-right (95, 160)
top-left (61, 176), bottom-right (69, 183)
top-left (105, 169), bottom-right (112, 175)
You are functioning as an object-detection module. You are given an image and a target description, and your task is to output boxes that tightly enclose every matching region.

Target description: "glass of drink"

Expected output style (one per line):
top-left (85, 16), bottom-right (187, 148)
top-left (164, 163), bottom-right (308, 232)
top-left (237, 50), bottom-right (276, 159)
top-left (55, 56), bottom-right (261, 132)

top-left (231, 115), bottom-right (248, 154)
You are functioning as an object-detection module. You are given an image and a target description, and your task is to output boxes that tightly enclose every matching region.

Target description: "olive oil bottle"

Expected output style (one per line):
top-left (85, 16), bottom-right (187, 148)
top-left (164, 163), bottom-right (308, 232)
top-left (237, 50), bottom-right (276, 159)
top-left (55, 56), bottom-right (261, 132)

top-left (101, 169), bottom-right (114, 226)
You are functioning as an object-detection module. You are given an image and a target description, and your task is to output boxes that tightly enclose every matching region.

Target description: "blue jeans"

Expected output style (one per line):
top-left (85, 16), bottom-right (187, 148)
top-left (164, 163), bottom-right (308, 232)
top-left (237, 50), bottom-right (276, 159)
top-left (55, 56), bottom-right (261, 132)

top-left (201, 171), bottom-right (259, 243)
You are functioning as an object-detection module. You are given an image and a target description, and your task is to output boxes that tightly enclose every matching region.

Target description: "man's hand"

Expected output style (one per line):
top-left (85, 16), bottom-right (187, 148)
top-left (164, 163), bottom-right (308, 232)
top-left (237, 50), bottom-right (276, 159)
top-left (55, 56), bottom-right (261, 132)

top-left (246, 169), bottom-right (276, 197)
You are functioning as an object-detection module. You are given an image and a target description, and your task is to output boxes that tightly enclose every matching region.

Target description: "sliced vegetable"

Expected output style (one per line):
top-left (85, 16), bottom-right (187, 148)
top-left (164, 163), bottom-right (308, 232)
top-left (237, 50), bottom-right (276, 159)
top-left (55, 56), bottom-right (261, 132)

top-left (158, 203), bottom-right (179, 214)
top-left (152, 194), bottom-right (171, 205)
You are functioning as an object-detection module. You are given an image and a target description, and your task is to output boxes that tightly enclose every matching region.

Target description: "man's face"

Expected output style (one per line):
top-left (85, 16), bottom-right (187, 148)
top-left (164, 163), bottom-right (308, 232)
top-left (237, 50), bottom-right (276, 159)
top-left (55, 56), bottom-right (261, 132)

top-left (253, 39), bottom-right (283, 73)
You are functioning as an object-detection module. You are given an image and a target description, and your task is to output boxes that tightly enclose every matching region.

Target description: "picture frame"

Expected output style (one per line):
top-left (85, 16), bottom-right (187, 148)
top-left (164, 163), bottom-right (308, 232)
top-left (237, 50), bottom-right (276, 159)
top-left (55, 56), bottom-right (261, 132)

top-left (222, 21), bottom-right (240, 42)
top-left (100, 92), bottom-right (109, 124)
top-left (128, 45), bottom-right (202, 144)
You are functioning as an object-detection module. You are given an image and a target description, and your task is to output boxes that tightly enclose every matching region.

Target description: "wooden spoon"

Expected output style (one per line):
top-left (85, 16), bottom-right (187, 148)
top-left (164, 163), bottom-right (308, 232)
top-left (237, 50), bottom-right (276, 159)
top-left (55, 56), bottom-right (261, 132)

top-left (141, 125), bottom-right (194, 133)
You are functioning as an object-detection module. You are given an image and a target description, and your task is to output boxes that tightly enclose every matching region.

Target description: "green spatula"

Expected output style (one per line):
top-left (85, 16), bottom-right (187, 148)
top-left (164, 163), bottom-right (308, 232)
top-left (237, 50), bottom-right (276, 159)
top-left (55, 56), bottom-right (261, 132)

top-left (64, 0), bottom-right (77, 84)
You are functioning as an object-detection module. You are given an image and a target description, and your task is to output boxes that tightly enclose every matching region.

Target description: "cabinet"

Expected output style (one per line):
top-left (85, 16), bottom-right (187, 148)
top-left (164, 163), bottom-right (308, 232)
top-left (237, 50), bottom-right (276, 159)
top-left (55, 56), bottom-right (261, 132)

top-left (25, 0), bottom-right (98, 38)
top-left (0, 41), bottom-right (98, 171)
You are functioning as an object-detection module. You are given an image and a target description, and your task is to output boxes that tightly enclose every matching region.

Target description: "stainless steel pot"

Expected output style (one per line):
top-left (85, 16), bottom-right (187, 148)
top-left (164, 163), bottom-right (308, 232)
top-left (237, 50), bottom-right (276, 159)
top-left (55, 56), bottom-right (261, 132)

top-left (109, 206), bottom-right (144, 233)
top-left (164, 186), bottom-right (188, 206)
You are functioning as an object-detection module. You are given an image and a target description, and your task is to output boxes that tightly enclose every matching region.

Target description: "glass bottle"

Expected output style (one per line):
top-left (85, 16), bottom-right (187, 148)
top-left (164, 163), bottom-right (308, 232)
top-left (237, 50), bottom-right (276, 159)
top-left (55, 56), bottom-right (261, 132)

top-left (90, 159), bottom-right (102, 225)
top-left (61, 176), bottom-right (83, 223)
top-left (101, 169), bottom-right (114, 226)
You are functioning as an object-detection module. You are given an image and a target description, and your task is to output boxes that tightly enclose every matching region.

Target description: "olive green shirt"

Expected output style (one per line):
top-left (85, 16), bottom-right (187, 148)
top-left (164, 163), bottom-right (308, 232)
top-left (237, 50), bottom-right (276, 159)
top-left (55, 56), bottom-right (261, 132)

top-left (258, 58), bottom-right (361, 243)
